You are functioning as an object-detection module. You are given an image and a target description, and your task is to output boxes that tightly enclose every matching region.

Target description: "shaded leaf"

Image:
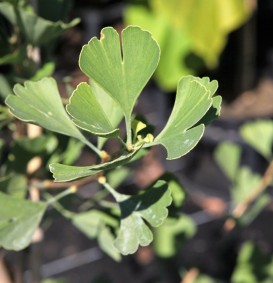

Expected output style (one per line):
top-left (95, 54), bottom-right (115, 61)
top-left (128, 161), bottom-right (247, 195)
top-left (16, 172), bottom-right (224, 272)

top-left (0, 174), bottom-right (27, 198)
top-left (159, 173), bottom-right (186, 207)
top-left (112, 180), bottom-right (172, 255)
top-left (0, 75), bottom-right (12, 99)
top-left (5, 78), bottom-right (87, 143)
top-left (50, 146), bottom-right (142, 182)
top-left (72, 210), bottom-right (121, 261)
top-left (7, 135), bottom-right (58, 174)
top-left (214, 142), bottom-right (241, 182)
top-left (79, 26), bottom-right (160, 121)
top-left (240, 120), bottom-right (273, 160)
top-left (31, 62), bottom-right (55, 81)
top-left (154, 214), bottom-right (196, 258)
top-left (66, 82), bottom-right (119, 137)
top-left (238, 194), bottom-right (271, 227)
top-left (106, 167), bottom-right (131, 189)
top-left (0, 192), bottom-right (47, 250)
top-left (232, 242), bottom-right (273, 283)
top-left (232, 167), bottom-right (261, 205)
top-left (0, 2), bottom-right (80, 45)
top-left (152, 76), bottom-right (218, 159)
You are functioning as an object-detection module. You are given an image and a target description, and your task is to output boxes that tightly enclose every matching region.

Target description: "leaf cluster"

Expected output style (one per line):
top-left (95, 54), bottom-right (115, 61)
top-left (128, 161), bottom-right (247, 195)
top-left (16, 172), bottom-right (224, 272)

top-left (3, 26), bottom-right (221, 257)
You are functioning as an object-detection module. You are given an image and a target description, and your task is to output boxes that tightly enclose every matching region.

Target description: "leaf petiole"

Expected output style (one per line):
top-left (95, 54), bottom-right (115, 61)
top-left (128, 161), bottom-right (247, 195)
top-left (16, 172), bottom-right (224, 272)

top-left (46, 186), bottom-right (77, 205)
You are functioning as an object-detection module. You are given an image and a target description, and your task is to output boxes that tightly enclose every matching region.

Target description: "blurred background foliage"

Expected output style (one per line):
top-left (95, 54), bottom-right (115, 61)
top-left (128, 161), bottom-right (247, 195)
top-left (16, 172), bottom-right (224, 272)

top-left (125, 0), bottom-right (254, 91)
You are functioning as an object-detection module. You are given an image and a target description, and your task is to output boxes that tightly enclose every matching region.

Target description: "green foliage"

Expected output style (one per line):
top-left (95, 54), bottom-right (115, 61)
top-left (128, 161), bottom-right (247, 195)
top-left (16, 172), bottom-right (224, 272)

top-left (125, 0), bottom-right (252, 91)
top-left (152, 76), bottom-right (220, 159)
top-left (154, 214), bottom-right (196, 258)
top-left (214, 119), bottom-right (273, 228)
top-left (232, 242), bottom-right (273, 283)
top-left (71, 210), bottom-right (121, 261)
top-left (50, 145), bottom-right (142, 182)
top-left (66, 82), bottom-right (120, 137)
top-left (5, 78), bottom-right (87, 143)
top-left (4, 26), bottom-right (221, 257)
top-left (0, 192), bottom-right (47, 250)
top-left (79, 26), bottom-right (160, 123)
top-left (240, 120), bottom-right (273, 161)
top-left (0, 2), bottom-right (79, 46)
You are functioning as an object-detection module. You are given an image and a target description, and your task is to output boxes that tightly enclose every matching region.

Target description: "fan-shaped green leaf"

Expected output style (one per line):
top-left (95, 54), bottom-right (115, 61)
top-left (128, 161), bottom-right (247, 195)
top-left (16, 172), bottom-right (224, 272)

top-left (79, 26), bottom-right (160, 121)
top-left (0, 192), bottom-right (47, 250)
top-left (5, 78), bottom-right (86, 143)
top-left (66, 82), bottom-right (119, 137)
top-left (152, 76), bottom-right (218, 159)
top-left (90, 81), bottom-right (123, 149)
top-left (50, 145), bottom-right (142, 182)
top-left (240, 120), bottom-right (273, 160)
top-left (112, 180), bottom-right (172, 255)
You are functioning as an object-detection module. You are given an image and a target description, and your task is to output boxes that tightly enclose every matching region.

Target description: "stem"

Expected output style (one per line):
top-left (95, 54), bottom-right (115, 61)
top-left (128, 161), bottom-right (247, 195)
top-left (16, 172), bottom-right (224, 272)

top-left (125, 116), bottom-right (132, 150)
top-left (46, 186), bottom-right (77, 205)
top-left (224, 159), bottom-right (273, 231)
top-left (48, 197), bottom-right (75, 219)
top-left (118, 136), bottom-right (127, 148)
top-left (99, 179), bottom-right (120, 200)
top-left (31, 174), bottom-right (98, 190)
top-left (84, 139), bottom-right (102, 157)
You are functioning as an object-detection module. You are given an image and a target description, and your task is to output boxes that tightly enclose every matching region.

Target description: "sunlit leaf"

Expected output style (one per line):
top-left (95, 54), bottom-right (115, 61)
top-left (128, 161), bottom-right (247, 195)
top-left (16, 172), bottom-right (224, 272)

top-left (151, 0), bottom-right (252, 67)
top-left (152, 76), bottom-right (218, 159)
top-left (0, 192), bottom-right (47, 250)
top-left (66, 82), bottom-right (119, 137)
top-left (112, 180), bottom-right (172, 255)
top-left (50, 146), bottom-right (142, 182)
top-left (90, 81), bottom-right (123, 149)
top-left (125, 5), bottom-right (193, 91)
top-left (5, 78), bottom-right (87, 143)
top-left (240, 120), bottom-right (273, 160)
top-left (79, 26), bottom-right (160, 121)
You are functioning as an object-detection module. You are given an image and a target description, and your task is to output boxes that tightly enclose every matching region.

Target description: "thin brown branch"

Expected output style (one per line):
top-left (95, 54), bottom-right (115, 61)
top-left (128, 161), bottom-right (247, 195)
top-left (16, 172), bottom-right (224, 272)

top-left (30, 173), bottom-right (100, 190)
top-left (181, 268), bottom-right (199, 283)
top-left (224, 159), bottom-right (273, 231)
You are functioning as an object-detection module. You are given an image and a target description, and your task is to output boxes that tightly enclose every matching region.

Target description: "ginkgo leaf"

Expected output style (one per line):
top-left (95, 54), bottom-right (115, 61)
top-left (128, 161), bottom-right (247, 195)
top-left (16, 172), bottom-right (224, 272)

top-left (214, 142), bottom-right (241, 182)
top-left (90, 81), bottom-right (123, 149)
top-left (66, 82), bottom-right (119, 137)
top-left (72, 210), bottom-right (121, 261)
top-left (0, 192), bottom-right (47, 250)
top-left (50, 145), bottom-right (143, 182)
top-left (5, 78), bottom-right (86, 143)
top-left (152, 76), bottom-right (218, 159)
top-left (79, 26), bottom-right (160, 121)
top-left (111, 180), bottom-right (172, 255)
top-left (240, 120), bottom-right (273, 161)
